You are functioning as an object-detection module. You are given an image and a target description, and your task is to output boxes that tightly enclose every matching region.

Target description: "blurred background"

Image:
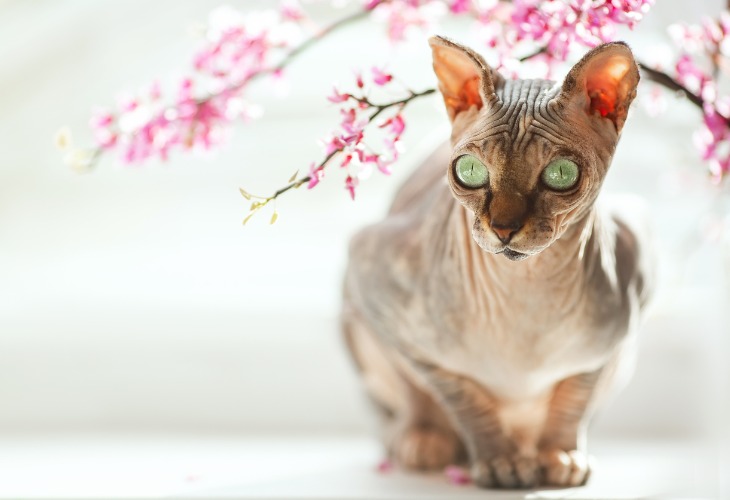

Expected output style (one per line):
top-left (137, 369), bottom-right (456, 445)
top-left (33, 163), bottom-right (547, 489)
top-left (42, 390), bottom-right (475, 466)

top-left (0, 0), bottom-right (728, 497)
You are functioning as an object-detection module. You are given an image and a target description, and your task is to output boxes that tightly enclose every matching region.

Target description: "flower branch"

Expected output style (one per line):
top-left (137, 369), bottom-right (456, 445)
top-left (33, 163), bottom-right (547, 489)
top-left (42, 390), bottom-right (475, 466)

top-left (68, 4), bottom-right (372, 171)
top-left (638, 62), bottom-right (705, 109)
top-left (241, 82), bottom-right (435, 224)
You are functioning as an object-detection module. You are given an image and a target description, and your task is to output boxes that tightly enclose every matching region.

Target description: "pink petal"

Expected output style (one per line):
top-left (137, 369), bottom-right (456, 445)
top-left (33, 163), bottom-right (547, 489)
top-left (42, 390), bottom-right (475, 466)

top-left (324, 136), bottom-right (346, 155)
top-left (371, 66), bottom-right (393, 86)
top-left (327, 87), bottom-right (350, 103)
top-left (364, 0), bottom-right (384, 10)
top-left (449, 0), bottom-right (470, 14)
top-left (444, 465), bottom-right (471, 485)
top-left (376, 458), bottom-right (393, 473)
top-left (345, 175), bottom-right (358, 200)
top-left (307, 163), bottom-right (325, 189)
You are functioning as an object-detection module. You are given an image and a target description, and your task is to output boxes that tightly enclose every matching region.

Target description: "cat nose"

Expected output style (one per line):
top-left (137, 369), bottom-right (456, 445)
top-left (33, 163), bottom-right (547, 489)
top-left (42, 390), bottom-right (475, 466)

top-left (488, 191), bottom-right (527, 244)
top-left (490, 222), bottom-right (522, 244)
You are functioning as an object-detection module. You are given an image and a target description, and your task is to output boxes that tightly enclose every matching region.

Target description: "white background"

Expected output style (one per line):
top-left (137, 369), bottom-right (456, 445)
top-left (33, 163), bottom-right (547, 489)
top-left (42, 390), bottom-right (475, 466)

top-left (0, 0), bottom-right (729, 496)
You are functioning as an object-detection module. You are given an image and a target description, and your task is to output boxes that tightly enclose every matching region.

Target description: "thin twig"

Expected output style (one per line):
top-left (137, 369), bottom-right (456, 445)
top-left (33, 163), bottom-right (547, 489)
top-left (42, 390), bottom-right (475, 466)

top-left (518, 47), bottom-right (546, 62)
top-left (369, 88), bottom-right (436, 121)
top-left (243, 88), bottom-right (436, 216)
top-left (638, 61), bottom-right (729, 126)
top-left (637, 62), bottom-right (703, 108)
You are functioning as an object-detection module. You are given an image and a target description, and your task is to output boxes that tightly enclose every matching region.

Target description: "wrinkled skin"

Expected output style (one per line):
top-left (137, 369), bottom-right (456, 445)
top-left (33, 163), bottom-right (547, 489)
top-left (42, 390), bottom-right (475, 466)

top-left (342, 37), bottom-right (654, 489)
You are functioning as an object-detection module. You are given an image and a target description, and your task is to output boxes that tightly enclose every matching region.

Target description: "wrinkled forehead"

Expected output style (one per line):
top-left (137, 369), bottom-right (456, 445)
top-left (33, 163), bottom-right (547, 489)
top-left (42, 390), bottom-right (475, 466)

top-left (453, 78), bottom-right (597, 181)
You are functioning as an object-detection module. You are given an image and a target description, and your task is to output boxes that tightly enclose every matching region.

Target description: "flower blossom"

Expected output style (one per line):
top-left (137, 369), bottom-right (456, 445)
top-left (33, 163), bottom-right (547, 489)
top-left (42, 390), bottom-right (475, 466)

top-left (448, 0), bottom-right (470, 14)
top-left (308, 162), bottom-right (326, 188)
top-left (372, 67), bottom-right (393, 86)
top-left (367, 0), bottom-right (654, 78)
top-left (86, 0), bottom-right (658, 171)
top-left (376, 458), bottom-right (393, 473)
top-left (327, 86), bottom-right (351, 103)
top-left (88, 5), bottom-right (303, 165)
top-left (370, 0), bottom-right (448, 42)
top-left (670, 13), bottom-right (730, 181)
top-left (308, 69), bottom-right (412, 199)
top-left (509, 0), bottom-right (654, 64)
top-left (444, 465), bottom-right (471, 485)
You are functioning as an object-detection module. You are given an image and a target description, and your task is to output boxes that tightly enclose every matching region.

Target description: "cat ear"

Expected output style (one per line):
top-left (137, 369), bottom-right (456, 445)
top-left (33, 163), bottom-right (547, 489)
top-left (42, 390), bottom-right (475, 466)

top-left (557, 42), bottom-right (640, 133)
top-left (429, 36), bottom-right (503, 123)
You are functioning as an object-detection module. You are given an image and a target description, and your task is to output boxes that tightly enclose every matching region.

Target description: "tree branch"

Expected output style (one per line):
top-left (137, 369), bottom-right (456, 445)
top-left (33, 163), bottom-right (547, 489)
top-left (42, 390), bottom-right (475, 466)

top-left (637, 61), bottom-right (730, 127)
top-left (637, 62), bottom-right (703, 108)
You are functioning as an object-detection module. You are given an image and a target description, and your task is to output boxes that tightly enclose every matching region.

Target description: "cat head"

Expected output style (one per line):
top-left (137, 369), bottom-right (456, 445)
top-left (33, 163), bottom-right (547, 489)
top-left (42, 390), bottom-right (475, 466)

top-left (430, 36), bottom-right (639, 261)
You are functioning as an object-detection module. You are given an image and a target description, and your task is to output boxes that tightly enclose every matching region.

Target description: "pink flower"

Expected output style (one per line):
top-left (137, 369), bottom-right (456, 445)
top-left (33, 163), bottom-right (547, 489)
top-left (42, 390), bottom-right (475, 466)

top-left (309, 68), bottom-right (414, 198)
top-left (669, 13), bottom-right (730, 181)
top-left (90, 109), bottom-right (114, 129)
top-left (449, 0), bottom-right (470, 14)
top-left (86, 4), bottom-right (310, 166)
top-left (371, 0), bottom-right (448, 43)
top-left (675, 55), bottom-right (709, 94)
top-left (340, 108), bottom-right (367, 137)
top-left (703, 103), bottom-right (728, 142)
top-left (505, 0), bottom-right (654, 67)
top-left (380, 114), bottom-right (405, 137)
top-left (280, 0), bottom-right (304, 21)
top-left (444, 465), bottom-right (471, 485)
top-left (376, 157), bottom-right (394, 175)
top-left (356, 150), bottom-right (378, 164)
top-left (345, 175), bottom-right (358, 200)
top-left (323, 135), bottom-right (346, 156)
top-left (178, 78), bottom-right (195, 102)
top-left (308, 163), bottom-right (325, 189)
top-left (327, 87), bottom-right (350, 103)
top-left (376, 459), bottom-right (393, 473)
top-left (371, 66), bottom-right (393, 86)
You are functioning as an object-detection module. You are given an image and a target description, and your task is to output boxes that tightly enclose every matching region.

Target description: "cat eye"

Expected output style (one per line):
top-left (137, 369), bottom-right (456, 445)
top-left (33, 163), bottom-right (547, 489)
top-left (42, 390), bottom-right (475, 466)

top-left (541, 158), bottom-right (579, 191)
top-left (454, 154), bottom-right (489, 189)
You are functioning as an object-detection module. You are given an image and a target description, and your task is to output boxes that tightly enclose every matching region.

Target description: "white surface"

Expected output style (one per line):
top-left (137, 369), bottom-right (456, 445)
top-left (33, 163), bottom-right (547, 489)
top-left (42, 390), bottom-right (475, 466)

top-left (0, 434), bottom-right (725, 499)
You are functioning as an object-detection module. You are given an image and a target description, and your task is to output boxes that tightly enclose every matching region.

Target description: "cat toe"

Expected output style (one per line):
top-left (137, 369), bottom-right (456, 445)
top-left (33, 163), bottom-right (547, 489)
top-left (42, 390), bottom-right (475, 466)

top-left (539, 449), bottom-right (593, 486)
top-left (471, 455), bottom-right (539, 489)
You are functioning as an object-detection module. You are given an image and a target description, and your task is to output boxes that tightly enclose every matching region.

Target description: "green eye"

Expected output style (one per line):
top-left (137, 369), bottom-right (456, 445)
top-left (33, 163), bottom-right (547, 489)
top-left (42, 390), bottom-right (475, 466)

top-left (455, 155), bottom-right (489, 188)
top-left (541, 159), bottom-right (579, 191)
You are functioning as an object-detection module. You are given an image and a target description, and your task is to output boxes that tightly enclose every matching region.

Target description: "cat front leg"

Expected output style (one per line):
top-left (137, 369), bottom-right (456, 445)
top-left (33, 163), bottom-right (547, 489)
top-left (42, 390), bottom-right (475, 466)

top-left (537, 370), bottom-right (602, 486)
top-left (413, 361), bottom-right (540, 489)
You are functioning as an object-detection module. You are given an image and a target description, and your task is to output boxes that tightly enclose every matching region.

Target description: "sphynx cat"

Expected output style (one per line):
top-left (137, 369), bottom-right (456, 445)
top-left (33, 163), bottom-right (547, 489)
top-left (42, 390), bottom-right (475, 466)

top-left (342, 36), bottom-right (653, 488)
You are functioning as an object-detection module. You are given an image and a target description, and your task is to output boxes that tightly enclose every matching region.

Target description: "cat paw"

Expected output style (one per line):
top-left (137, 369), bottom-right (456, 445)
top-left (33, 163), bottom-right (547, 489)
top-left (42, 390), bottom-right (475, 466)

top-left (391, 426), bottom-right (461, 471)
top-left (538, 448), bottom-right (592, 486)
top-left (470, 455), bottom-right (539, 489)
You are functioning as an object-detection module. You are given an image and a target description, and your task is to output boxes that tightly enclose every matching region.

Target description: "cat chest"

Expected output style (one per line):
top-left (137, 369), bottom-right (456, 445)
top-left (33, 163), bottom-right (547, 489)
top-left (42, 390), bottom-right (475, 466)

top-left (417, 293), bottom-right (627, 399)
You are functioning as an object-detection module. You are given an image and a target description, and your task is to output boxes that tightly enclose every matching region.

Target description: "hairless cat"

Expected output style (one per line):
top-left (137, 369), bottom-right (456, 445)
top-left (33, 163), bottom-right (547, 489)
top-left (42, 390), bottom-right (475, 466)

top-left (342, 36), bottom-right (653, 488)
